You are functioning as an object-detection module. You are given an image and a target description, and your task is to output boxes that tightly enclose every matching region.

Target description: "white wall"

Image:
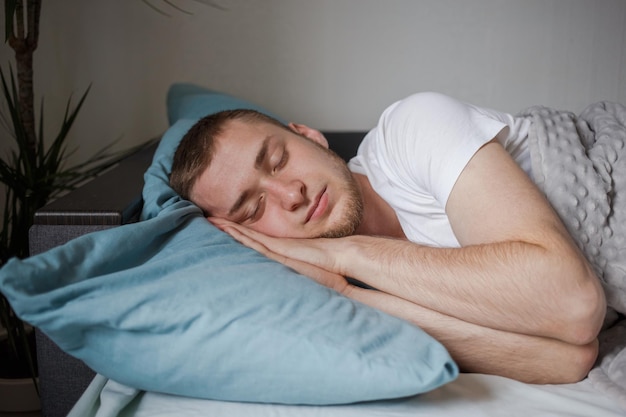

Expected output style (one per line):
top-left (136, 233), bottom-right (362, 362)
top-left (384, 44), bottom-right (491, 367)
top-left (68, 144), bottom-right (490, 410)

top-left (1, 0), bottom-right (625, 166)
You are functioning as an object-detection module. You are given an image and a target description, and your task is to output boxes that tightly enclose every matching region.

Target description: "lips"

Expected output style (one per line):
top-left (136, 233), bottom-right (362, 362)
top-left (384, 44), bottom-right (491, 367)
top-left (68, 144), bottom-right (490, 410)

top-left (306, 186), bottom-right (328, 223)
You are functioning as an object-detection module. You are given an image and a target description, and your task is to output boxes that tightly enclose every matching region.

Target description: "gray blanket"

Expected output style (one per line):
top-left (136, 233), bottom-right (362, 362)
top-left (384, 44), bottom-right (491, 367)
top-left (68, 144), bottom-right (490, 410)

top-left (519, 102), bottom-right (626, 409)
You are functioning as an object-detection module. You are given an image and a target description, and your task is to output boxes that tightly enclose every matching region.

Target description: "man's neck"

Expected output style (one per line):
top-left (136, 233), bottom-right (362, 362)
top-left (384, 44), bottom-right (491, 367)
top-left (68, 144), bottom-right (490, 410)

top-left (352, 173), bottom-right (406, 239)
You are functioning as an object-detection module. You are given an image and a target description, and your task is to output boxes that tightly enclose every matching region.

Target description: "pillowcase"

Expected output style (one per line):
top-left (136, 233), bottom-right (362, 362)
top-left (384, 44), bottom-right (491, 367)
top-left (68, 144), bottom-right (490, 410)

top-left (0, 83), bottom-right (457, 405)
top-left (166, 83), bottom-right (285, 126)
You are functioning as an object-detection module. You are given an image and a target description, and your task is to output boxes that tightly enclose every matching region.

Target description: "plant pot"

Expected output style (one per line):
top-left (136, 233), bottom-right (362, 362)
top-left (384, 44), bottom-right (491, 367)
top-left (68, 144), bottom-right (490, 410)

top-left (0, 376), bottom-right (40, 412)
top-left (0, 327), bottom-right (41, 413)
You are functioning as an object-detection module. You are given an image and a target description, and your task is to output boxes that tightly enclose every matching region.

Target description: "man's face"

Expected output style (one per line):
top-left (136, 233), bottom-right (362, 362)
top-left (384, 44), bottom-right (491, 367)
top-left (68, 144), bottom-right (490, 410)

top-left (190, 119), bottom-right (363, 238)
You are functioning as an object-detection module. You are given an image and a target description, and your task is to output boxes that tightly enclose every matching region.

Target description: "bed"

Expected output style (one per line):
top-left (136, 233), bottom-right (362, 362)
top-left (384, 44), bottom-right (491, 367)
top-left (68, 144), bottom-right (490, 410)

top-left (3, 84), bottom-right (626, 417)
top-left (67, 373), bottom-right (624, 417)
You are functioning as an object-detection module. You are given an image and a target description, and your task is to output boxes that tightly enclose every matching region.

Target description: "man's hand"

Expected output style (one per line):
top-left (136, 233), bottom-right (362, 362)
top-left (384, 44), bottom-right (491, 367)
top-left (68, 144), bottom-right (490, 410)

top-left (208, 217), bottom-right (600, 385)
top-left (210, 218), bottom-right (350, 295)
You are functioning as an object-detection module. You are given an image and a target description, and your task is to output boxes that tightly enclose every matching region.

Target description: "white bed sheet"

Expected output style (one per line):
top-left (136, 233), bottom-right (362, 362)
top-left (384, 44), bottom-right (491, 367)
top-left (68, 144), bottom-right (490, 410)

top-left (70, 373), bottom-right (625, 417)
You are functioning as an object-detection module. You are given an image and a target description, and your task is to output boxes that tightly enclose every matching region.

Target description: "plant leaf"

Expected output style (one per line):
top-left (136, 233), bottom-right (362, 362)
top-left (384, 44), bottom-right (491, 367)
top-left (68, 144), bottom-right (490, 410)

top-left (43, 85), bottom-right (90, 175)
top-left (4, 0), bottom-right (18, 42)
top-left (140, 0), bottom-right (171, 17)
top-left (191, 0), bottom-right (227, 11)
top-left (162, 0), bottom-right (192, 15)
top-left (141, 0), bottom-right (227, 17)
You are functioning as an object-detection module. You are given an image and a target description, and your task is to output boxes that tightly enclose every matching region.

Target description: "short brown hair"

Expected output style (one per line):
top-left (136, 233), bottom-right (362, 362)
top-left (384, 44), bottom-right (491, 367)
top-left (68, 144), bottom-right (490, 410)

top-left (170, 109), bottom-right (288, 202)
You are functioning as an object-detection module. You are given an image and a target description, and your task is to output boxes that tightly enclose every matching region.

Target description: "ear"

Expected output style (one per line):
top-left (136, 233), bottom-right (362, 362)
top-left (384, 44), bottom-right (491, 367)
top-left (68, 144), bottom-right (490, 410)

top-left (288, 123), bottom-right (329, 148)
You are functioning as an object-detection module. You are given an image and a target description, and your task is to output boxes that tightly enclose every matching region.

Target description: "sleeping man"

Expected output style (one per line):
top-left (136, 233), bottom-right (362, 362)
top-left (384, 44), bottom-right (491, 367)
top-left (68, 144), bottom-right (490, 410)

top-left (170, 92), bottom-right (607, 384)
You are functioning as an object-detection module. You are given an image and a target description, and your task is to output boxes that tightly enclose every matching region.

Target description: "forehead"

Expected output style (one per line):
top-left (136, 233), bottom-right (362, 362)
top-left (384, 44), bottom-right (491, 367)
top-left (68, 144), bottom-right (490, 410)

top-left (189, 119), bottom-right (283, 215)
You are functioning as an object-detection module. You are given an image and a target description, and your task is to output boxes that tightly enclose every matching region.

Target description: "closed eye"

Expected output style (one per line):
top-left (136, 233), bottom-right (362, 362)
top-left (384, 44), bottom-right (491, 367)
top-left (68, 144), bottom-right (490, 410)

top-left (245, 195), bottom-right (265, 224)
top-left (273, 149), bottom-right (289, 173)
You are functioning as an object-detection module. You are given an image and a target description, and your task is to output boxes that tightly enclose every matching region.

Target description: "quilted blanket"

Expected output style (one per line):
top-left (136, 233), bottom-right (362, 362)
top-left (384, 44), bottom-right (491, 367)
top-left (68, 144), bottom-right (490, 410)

top-left (518, 102), bottom-right (626, 408)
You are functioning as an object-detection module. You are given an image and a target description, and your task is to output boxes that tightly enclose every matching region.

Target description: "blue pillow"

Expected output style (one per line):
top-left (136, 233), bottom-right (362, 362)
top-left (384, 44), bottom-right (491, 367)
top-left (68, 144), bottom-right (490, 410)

top-left (166, 83), bottom-right (285, 126)
top-left (0, 84), bottom-right (457, 405)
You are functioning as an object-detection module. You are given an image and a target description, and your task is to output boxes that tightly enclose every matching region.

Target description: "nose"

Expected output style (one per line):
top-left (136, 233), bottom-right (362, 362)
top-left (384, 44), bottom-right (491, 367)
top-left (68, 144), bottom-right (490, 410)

top-left (267, 179), bottom-right (306, 211)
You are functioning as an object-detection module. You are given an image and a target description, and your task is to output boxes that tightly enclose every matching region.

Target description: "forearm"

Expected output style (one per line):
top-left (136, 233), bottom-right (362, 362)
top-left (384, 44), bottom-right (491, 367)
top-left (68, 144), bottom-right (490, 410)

top-left (336, 235), bottom-right (604, 344)
top-left (213, 219), bottom-right (604, 344)
top-left (346, 285), bottom-right (598, 384)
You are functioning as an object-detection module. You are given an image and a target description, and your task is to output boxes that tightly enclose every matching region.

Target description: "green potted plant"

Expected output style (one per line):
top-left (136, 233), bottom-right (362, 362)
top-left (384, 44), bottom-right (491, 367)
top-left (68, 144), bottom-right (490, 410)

top-left (0, 0), bottom-right (146, 411)
top-left (1, 0), bottom-right (222, 412)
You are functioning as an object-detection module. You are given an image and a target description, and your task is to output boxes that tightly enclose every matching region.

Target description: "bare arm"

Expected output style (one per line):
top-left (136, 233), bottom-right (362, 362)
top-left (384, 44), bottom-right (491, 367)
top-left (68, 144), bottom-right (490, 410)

top-left (346, 285), bottom-right (599, 384)
top-left (214, 142), bottom-right (605, 345)
top-left (217, 225), bottom-right (598, 384)
top-left (346, 140), bottom-right (605, 344)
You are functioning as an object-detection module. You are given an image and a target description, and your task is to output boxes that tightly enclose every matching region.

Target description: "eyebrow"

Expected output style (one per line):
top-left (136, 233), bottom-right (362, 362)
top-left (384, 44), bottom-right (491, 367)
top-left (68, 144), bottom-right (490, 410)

top-left (254, 136), bottom-right (271, 170)
top-left (228, 136), bottom-right (271, 216)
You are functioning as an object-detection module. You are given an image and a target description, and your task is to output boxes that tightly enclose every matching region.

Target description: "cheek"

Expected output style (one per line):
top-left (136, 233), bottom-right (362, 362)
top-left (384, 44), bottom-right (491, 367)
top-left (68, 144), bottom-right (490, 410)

top-left (252, 207), bottom-right (298, 238)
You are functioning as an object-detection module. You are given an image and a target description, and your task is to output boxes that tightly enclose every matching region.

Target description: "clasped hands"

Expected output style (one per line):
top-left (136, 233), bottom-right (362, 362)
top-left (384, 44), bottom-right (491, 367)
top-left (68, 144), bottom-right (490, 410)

top-left (209, 218), bottom-right (353, 295)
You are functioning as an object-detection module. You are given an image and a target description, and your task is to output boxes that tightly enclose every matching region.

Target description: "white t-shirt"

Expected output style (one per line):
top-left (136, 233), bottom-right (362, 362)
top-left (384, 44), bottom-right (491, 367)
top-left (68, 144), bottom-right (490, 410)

top-left (348, 92), bottom-right (532, 247)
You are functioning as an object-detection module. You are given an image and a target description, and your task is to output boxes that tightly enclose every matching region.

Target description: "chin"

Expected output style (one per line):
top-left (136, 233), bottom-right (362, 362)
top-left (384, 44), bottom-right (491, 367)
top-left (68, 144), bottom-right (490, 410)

top-left (318, 191), bottom-right (363, 239)
top-left (317, 209), bottom-right (362, 239)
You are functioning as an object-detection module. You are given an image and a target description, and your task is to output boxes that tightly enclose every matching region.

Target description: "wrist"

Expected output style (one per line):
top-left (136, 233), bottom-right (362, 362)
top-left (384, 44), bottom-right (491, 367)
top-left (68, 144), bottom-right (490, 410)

top-left (338, 235), bottom-right (382, 281)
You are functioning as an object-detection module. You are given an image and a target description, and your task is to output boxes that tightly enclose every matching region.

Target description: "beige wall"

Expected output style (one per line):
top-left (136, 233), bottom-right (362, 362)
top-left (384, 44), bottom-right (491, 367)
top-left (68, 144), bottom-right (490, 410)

top-left (1, 0), bottom-right (625, 167)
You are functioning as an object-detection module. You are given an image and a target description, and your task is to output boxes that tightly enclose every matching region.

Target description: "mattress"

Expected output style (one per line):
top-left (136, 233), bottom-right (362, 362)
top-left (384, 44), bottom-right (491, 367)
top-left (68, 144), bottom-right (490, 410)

top-left (69, 372), bottom-right (625, 417)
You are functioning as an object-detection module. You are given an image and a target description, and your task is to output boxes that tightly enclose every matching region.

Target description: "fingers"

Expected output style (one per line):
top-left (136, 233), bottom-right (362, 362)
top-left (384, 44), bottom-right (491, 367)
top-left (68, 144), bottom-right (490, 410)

top-left (209, 217), bottom-right (292, 255)
top-left (207, 218), bottom-right (349, 293)
top-left (210, 219), bottom-right (278, 260)
top-left (209, 218), bottom-right (258, 246)
top-left (207, 217), bottom-right (237, 232)
top-left (208, 216), bottom-right (340, 275)
top-left (209, 217), bottom-right (274, 247)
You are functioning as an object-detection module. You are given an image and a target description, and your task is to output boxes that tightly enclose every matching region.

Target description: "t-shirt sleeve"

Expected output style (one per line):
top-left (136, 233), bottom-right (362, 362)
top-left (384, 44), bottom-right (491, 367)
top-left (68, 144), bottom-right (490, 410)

top-left (375, 92), bottom-right (507, 207)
